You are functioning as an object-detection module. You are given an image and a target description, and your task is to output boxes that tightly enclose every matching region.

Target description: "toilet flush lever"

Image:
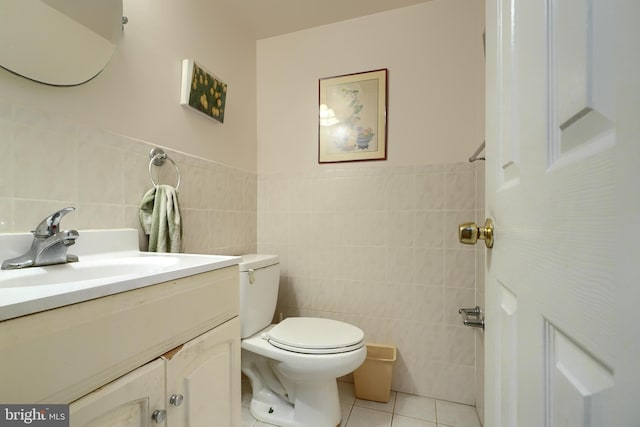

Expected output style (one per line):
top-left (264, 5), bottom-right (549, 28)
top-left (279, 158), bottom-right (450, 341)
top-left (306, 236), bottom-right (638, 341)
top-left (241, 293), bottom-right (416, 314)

top-left (249, 269), bottom-right (255, 284)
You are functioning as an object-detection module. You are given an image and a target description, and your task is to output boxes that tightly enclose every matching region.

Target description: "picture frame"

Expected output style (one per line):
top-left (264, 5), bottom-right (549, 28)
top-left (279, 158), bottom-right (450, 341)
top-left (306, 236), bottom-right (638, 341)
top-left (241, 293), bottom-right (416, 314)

top-left (180, 59), bottom-right (227, 124)
top-left (318, 69), bottom-right (388, 163)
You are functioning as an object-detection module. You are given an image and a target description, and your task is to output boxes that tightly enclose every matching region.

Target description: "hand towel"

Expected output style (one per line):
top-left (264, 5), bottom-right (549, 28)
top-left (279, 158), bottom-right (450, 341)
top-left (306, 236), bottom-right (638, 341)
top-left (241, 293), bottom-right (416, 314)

top-left (138, 184), bottom-right (182, 253)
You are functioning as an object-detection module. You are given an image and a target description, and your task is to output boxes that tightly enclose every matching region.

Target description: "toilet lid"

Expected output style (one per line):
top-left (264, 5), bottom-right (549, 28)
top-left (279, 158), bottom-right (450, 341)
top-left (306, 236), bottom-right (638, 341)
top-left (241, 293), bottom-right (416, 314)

top-left (266, 317), bottom-right (364, 355)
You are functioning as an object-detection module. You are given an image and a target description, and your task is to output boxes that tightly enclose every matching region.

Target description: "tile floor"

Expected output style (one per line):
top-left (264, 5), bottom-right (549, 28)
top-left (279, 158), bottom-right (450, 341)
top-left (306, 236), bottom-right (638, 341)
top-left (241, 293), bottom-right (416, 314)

top-left (242, 380), bottom-right (482, 427)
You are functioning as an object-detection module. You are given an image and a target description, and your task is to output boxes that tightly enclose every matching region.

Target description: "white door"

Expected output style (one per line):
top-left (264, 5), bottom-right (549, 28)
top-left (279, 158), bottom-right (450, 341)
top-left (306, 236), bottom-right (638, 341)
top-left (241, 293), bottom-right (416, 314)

top-left (484, 0), bottom-right (640, 426)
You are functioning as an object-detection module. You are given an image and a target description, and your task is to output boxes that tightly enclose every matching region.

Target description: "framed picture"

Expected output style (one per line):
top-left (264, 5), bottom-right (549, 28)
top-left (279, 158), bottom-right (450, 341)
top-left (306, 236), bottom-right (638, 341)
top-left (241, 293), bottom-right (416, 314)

top-left (180, 59), bottom-right (227, 123)
top-left (318, 69), bottom-right (388, 163)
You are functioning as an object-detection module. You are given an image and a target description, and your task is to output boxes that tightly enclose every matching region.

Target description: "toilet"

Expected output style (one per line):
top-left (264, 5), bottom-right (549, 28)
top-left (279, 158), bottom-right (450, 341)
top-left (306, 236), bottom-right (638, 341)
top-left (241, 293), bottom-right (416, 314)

top-left (239, 254), bottom-right (366, 427)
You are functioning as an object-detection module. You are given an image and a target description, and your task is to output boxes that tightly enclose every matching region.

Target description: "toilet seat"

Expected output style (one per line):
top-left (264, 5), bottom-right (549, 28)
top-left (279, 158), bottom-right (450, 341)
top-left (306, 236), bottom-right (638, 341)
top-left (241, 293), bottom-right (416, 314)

top-left (265, 317), bottom-right (364, 355)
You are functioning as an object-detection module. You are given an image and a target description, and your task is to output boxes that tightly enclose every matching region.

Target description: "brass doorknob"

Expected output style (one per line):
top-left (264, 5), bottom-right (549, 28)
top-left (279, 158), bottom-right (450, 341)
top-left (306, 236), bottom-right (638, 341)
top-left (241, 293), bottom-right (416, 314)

top-left (459, 218), bottom-right (494, 248)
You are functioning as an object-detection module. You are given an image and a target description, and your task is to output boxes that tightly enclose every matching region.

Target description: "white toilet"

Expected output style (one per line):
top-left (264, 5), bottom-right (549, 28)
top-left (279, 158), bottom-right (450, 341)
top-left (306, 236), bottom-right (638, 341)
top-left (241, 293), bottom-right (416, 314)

top-left (239, 254), bottom-right (366, 427)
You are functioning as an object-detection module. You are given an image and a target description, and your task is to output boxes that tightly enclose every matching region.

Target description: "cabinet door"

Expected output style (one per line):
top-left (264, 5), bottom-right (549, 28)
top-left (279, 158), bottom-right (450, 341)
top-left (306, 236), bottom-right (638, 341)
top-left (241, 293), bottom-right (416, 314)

top-left (70, 359), bottom-right (166, 427)
top-left (164, 317), bottom-right (240, 427)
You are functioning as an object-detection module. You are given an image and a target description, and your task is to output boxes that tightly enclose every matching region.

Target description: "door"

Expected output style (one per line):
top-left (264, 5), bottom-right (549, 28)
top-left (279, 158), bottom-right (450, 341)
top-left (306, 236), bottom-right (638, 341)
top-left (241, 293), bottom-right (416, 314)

top-left (164, 318), bottom-right (241, 427)
top-left (484, 0), bottom-right (640, 426)
top-left (70, 359), bottom-right (166, 427)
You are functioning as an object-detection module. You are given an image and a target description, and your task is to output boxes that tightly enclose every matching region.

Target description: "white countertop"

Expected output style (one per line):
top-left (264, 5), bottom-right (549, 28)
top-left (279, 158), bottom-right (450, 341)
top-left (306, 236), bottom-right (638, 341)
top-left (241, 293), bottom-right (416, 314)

top-left (0, 229), bottom-right (241, 321)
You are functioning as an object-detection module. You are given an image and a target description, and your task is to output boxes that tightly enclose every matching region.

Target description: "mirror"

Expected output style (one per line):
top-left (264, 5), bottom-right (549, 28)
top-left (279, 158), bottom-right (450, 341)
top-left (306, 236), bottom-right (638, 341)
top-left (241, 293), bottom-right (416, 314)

top-left (0, 0), bottom-right (124, 86)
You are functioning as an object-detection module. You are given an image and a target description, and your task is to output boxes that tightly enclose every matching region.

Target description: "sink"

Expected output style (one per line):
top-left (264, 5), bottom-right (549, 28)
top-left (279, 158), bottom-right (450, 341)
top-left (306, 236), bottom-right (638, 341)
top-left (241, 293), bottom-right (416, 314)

top-left (0, 255), bottom-right (181, 288)
top-left (0, 229), bottom-right (241, 321)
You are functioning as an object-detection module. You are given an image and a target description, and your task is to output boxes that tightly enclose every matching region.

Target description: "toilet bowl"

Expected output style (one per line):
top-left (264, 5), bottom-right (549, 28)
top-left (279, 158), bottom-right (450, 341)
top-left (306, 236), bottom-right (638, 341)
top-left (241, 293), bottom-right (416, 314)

top-left (239, 255), bottom-right (366, 427)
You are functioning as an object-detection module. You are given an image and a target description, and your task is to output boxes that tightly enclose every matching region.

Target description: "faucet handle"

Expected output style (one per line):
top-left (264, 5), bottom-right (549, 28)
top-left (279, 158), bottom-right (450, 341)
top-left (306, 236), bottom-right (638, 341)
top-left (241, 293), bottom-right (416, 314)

top-left (33, 207), bottom-right (76, 238)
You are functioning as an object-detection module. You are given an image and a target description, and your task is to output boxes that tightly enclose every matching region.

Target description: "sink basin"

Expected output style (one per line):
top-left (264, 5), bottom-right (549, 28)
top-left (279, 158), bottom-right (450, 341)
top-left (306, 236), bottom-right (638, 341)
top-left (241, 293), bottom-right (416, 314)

top-left (0, 229), bottom-right (241, 321)
top-left (0, 255), bottom-right (181, 288)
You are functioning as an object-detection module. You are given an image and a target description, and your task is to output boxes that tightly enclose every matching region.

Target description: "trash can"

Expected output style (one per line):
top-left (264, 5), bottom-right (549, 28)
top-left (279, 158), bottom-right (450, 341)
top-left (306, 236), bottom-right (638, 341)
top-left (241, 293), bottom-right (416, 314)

top-left (353, 343), bottom-right (397, 403)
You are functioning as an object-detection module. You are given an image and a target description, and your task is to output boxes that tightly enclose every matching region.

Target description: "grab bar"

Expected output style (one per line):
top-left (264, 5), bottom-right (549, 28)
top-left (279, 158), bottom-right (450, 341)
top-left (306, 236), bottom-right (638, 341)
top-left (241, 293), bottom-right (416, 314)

top-left (468, 141), bottom-right (485, 162)
top-left (458, 306), bottom-right (485, 329)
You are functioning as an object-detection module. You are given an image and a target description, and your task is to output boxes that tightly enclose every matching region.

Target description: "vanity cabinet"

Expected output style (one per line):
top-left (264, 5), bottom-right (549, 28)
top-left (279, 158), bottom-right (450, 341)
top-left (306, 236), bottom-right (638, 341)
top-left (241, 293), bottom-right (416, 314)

top-left (0, 265), bottom-right (240, 427)
top-left (164, 318), bottom-right (239, 426)
top-left (70, 318), bottom-right (240, 427)
top-left (68, 359), bottom-right (166, 427)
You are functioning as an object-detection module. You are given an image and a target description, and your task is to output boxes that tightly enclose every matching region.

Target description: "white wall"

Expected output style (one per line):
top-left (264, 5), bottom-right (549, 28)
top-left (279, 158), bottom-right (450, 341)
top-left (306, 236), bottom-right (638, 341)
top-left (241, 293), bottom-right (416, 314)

top-left (257, 0), bottom-right (485, 174)
top-left (0, 0), bottom-right (257, 171)
top-left (256, 0), bottom-right (485, 407)
top-left (0, 0), bottom-right (258, 252)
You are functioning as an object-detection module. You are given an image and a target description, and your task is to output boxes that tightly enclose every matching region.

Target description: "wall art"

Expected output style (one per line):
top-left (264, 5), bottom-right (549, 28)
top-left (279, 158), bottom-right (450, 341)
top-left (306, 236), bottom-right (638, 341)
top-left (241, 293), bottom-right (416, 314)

top-left (180, 59), bottom-right (227, 123)
top-left (318, 69), bottom-right (387, 163)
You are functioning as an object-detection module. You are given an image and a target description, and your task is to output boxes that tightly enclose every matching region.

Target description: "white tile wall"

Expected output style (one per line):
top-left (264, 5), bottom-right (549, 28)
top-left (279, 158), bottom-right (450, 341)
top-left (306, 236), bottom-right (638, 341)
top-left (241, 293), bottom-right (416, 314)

top-left (258, 162), bottom-right (484, 406)
top-left (0, 97), bottom-right (486, 419)
top-left (474, 162), bottom-right (485, 425)
top-left (0, 99), bottom-right (257, 256)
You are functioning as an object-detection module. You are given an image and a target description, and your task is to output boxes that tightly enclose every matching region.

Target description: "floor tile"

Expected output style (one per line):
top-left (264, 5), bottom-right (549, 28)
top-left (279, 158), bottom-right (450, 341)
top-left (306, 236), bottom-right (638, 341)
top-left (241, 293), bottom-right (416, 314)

top-left (344, 406), bottom-right (392, 427)
top-left (240, 381), bottom-right (483, 427)
top-left (391, 415), bottom-right (437, 427)
top-left (341, 403), bottom-right (353, 426)
top-left (435, 400), bottom-right (481, 427)
top-left (394, 393), bottom-right (437, 422)
top-left (355, 391), bottom-right (397, 413)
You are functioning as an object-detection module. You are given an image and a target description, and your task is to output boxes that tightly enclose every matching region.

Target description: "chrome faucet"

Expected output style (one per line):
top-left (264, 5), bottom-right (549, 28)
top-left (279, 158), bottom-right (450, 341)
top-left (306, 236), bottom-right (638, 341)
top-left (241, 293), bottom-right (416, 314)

top-left (1, 207), bottom-right (79, 270)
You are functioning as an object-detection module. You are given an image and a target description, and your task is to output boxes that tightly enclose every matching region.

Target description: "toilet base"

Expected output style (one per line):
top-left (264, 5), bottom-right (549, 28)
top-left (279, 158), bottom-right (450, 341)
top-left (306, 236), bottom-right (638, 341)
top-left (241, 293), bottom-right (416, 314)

top-left (240, 323), bottom-right (366, 427)
top-left (248, 378), bottom-right (342, 427)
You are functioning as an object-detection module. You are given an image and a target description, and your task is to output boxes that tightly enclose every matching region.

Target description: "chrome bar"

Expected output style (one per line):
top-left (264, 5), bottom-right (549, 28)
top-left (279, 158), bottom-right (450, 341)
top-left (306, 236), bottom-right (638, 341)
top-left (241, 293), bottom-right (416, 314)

top-left (458, 306), bottom-right (485, 329)
top-left (468, 141), bottom-right (485, 162)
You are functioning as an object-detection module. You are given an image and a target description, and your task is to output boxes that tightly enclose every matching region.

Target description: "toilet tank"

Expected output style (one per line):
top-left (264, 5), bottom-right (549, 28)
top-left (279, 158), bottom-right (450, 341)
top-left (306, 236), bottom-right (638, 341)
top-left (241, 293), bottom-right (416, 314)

top-left (239, 254), bottom-right (280, 339)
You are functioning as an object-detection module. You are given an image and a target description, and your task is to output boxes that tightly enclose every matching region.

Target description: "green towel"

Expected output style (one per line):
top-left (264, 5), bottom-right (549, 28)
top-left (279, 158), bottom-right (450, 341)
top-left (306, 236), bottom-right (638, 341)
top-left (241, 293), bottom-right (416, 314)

top-left (138, 185), bottom-right (182, 253)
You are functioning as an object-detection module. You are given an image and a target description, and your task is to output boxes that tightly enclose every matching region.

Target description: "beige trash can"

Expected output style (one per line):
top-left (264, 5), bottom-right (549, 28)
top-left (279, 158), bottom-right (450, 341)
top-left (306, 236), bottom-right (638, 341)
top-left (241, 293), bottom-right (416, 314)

top-left (353, 343), bottom-right (397, 403)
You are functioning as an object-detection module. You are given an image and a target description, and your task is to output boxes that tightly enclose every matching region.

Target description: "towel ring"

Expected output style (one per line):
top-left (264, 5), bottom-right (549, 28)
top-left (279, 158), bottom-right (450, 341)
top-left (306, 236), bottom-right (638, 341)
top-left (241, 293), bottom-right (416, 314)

top-left (148, 148), bottom-right (181, 190)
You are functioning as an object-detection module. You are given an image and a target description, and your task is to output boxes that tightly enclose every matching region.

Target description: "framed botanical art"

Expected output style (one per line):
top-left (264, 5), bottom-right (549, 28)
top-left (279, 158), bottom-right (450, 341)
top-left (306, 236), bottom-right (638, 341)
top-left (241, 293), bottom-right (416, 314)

top-left (318, 68), bottom-right (388, 163)
top-left (180, 59), bottom-right (227, 123)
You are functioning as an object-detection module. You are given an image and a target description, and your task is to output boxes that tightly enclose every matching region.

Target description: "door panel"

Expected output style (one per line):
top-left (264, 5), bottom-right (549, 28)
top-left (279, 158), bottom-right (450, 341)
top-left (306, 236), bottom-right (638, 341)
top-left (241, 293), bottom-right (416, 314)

top-left (548, 0), bottom-right (615, 159)
top-left (497, 283), bottom-right (517, 427)
top-left (485, 0), bottom-right (638, 425)
top-left (545, 322), bottom-right (613, 427)
top-left (550, 0), bottom-right (615, 159)
top-left (496, 0), bottom-right (521, 186)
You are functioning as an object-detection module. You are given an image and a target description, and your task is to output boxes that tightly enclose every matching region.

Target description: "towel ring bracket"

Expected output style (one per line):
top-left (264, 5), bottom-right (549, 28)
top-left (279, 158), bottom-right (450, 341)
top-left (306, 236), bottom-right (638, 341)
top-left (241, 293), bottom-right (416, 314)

top-left (148, 148), bottom-right (181, 190)
top-left (150, 148), bottom-right (168, 166)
